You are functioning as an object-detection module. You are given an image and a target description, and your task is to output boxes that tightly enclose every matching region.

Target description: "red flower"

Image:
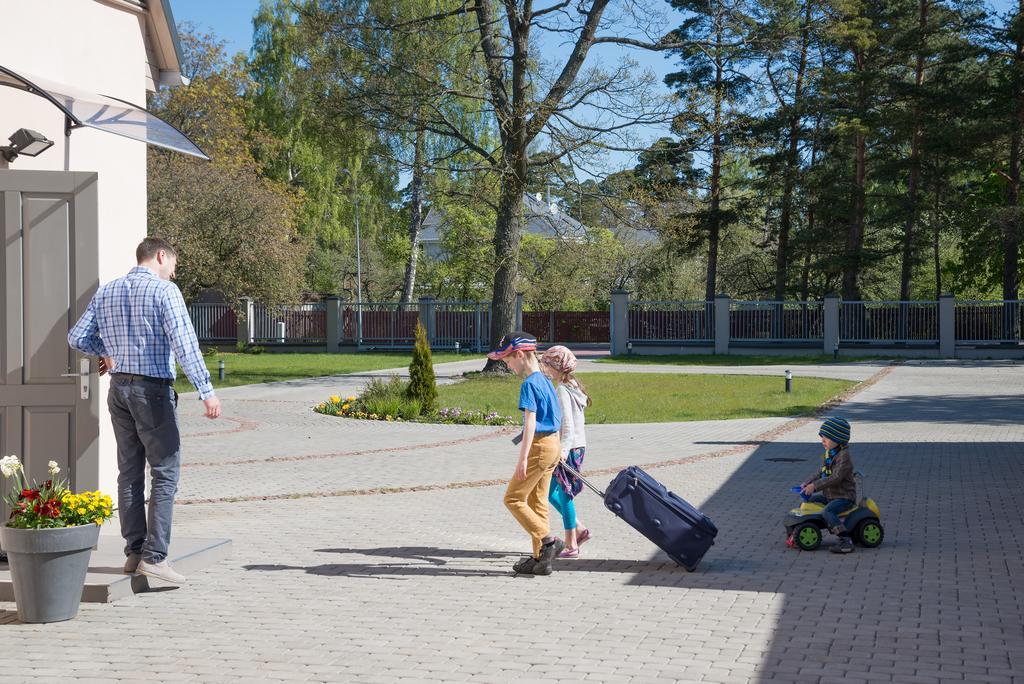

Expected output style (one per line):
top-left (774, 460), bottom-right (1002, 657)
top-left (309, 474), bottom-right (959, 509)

top-left (39, 498), bottom-right (61, 518)
top-left (19, 488), bottom-right (39, 501)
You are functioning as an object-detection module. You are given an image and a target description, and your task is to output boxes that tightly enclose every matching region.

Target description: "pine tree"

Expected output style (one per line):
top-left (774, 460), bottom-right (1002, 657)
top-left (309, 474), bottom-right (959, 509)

top-left (407, 321), bottom-right (437, 414)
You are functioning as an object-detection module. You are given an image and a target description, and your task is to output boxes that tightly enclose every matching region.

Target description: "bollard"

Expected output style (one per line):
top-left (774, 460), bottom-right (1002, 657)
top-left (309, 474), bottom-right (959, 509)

top-left (627, 341), bottom-right (633, 355)
top-left (218, 359), bottom-right (225, 381)
top-left (833, 342), bottom-right (839, 361)
top-left (455, 341), bottom-right (460, 354)
top-left (785, 369), bottom-right (792, 393)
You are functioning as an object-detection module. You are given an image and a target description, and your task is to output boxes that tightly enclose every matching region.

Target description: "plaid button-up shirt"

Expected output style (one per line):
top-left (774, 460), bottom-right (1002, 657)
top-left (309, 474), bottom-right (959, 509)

top-left (68, 266), bottom-right (214, 400)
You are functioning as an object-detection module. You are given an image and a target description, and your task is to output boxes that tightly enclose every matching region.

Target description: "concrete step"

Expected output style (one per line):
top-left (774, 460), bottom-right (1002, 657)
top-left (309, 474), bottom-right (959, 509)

top-left (0, 535), bottom-right (231, 603)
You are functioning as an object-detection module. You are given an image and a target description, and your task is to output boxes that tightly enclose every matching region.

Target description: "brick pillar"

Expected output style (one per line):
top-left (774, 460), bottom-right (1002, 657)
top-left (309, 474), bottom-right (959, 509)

top-left (610, 289), bottom-right (629, 356)
top-left (237, 297), bottom-right (254, 347)
top-left (714, 294), bottom-right (731, 355)
top-left (939, 294), bottom-right (955, 359)
top-left (326, 296), bottom-right (342, 353)
top-left (418, 296), bottom-right (436, 345)
top-left (823, 294), bottom-right (840, 356)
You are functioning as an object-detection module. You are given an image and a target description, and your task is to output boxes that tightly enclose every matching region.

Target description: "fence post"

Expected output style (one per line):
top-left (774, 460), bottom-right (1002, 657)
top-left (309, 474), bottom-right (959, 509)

top-left (714, 294), bottom-right (731, 355)
top-left (939, 293), bottom-right (955, 358)
top-left (823, 294), bottom-right (840, 356)
top-left (418, 296), bottom-right (436, 345)
top-left (610, 289), bottom-right (629, 356)
top-left (237, 298), bottom-right (254, 348)
top-left (515, 293), bottom-right (524, 331)
top-left (326, 296), bottom-right (342, 353)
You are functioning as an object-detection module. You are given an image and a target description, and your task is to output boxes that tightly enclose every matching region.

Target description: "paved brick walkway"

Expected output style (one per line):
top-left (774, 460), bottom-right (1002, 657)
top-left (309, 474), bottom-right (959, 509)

top-left (2, 360), bottom-right (1023, 684)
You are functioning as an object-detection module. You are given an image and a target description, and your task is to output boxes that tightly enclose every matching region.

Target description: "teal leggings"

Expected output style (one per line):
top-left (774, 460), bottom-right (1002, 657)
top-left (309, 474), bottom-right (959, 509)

top-left (548, 478), bottom-right (577, 530)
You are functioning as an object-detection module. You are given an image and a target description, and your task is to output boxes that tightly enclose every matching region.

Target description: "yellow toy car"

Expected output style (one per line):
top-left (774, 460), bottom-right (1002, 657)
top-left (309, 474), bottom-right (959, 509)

top-left (784, 473), bottom-right (883, 551)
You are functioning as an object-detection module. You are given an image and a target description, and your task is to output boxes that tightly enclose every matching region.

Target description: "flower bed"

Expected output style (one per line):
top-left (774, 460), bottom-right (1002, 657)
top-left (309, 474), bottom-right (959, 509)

top-left (314, 376), bottom-right (515, 426)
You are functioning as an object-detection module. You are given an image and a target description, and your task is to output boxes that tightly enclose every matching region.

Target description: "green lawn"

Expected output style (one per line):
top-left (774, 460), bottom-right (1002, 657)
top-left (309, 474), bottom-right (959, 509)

top-left (174, 351), bottom-right (464, 394)
top-left (436, 372), bottom-right (857, 423)
top-left (596, 353), bottom-right (893, 366)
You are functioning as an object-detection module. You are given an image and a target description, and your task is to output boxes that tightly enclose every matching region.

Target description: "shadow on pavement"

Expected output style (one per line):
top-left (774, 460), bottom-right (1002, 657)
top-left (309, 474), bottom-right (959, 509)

top-left (629, 437), bottom-right (1024, 683)
top-left (836, 394), bottom-right (1024, 425)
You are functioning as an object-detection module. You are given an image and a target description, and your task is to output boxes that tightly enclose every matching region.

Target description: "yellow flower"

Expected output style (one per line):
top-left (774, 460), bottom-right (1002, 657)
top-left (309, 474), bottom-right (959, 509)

top-left (346, 396), bottom-right (356, 402)
top-left (329, 395), bottom-right (341, 404)
top-left (341, 404), bottom-right (350, 411)
top-left (77, 507), bottom-right (86, 515)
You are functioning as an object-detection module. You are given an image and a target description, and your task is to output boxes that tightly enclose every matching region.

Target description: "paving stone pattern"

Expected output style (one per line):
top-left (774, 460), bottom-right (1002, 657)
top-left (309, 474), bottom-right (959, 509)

top-left (1, 359), bottom-right (1022, 683)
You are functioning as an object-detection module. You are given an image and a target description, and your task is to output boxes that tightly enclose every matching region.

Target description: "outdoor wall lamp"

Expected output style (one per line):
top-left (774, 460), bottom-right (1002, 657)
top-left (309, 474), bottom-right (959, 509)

top-left (1, 128), bottom-right (54, 162)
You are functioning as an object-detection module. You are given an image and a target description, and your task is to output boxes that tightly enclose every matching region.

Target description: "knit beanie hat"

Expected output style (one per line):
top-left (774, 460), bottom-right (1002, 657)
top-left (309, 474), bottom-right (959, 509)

top-left (819, 416), bottom-right (851, 445)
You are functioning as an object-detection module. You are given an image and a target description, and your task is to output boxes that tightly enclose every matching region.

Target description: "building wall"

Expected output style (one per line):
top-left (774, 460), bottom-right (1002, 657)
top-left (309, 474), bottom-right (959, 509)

top-left (0, 0), bottom-right (150, 499)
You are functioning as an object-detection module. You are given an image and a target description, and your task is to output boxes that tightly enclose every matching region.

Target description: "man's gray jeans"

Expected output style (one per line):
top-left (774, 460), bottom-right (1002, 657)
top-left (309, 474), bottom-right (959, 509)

top-left (108, 375), bottom-right (180, 564)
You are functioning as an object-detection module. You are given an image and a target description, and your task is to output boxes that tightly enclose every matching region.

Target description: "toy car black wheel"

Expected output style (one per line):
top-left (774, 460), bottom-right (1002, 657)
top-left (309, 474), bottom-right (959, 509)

top-left (793, 523), bottom-right (821, 551)
top-left (854, 519), bottom-right (884, 548)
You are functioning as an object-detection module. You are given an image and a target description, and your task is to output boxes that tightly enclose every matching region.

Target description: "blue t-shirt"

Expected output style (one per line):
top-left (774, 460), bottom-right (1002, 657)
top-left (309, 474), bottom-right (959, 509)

top-left (519, 371), bottom-right (561, 434)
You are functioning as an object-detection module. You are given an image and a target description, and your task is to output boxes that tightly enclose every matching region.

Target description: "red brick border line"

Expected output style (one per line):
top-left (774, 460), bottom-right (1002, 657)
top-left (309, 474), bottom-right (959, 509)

top-left (179, 415), bottom-right (260, 439)
top-left (182, 426), bottom-right (517, 468)
top-left (176, 362), bottom-right (898, 505)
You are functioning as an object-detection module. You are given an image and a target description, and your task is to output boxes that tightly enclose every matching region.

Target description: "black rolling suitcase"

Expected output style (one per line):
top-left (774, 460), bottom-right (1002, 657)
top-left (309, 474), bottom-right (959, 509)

top-left (561, 463), bottom-right (717, 571)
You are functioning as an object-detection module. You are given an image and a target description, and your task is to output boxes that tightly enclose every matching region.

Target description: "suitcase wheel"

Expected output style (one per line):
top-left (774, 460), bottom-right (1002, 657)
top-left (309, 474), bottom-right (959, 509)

top-left (608, 502), bottom-right (622, 513)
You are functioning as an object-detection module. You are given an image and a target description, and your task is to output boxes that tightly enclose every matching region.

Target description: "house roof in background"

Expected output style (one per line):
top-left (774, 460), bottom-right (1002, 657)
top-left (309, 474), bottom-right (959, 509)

top-left (421, 193), bottom-right (590, 244)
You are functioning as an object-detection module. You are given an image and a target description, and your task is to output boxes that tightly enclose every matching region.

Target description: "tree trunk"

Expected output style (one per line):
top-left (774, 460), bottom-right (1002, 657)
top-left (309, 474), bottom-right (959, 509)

top-left (899, 0), bottom-right (929, 302)
top-left (400, 128), bottom-right (425, 304)
top-left (774, 1), bottom-right (812, 302)
top-left (706, 20), bottom-right (725, 302)
top-left (484, 172), bottom-right (526, 370)
top-left (1004, 0), bottom-right (1024, 302)
top-left (842, 54), bottom-right (868, 302)
top-left (933, 186), bottom-right (942, 299)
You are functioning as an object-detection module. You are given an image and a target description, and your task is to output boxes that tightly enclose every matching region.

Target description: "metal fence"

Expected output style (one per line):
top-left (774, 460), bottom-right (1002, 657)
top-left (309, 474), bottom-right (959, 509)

top-left (628, 301), bottom-right (714, 343)
top-left (433, 301), bottom-right (492, 351)
top-left (336, 301), bottom-right (491, 350)
top-left (341, 302), bottom-right (419, 348)
top-left (840, 301), bottom-right (938, 343)
top-left (252, 303), bottom-right (327, 343)
top-left (956, 301), bottom-right (1023, 343)
top-left (730, 301), bottom-right (823, 342)
top-left (522, 311), bottom-right (610, 344)
top-left (188, 303), bottom-right (237, 342)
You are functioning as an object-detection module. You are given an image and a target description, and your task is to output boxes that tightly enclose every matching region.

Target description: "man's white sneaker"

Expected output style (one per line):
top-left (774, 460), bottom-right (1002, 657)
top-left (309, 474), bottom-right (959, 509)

top-left (123, 553), bottom-right (142, 574)
top-left (137, 559), bottom-right (186, 584)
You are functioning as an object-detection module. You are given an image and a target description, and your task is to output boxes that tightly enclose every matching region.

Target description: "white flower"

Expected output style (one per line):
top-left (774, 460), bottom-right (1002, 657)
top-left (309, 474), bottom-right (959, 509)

top-left (0, 454), bottom-right (22, 478)
top-left (47, 460), bottom-right (60, 476)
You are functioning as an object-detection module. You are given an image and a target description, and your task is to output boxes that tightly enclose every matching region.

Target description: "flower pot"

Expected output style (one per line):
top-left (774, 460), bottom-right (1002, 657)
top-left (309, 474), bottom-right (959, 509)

top-left (0, 524), bottom-right (99, 623)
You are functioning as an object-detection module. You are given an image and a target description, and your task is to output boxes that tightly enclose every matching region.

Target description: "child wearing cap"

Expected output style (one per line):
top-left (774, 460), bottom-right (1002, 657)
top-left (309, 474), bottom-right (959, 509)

top-left (801, 416), bottom-right (857, 554)
top-left (488, 331), bottom-right (565, 575)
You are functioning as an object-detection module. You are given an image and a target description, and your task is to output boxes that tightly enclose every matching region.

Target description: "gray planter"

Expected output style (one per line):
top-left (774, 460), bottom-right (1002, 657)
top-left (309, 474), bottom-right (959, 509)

top-left (0, 524), bottom-right (99, 623)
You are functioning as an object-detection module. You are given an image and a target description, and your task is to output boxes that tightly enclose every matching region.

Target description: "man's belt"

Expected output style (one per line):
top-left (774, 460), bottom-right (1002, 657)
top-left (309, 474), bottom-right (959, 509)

top-left (112, 373), bottom-right (174, 386)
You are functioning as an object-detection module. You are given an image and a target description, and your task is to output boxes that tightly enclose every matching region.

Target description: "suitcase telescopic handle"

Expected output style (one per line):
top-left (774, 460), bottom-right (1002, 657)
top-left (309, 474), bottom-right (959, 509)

top-left (558, 461), bottom-right (606, 498)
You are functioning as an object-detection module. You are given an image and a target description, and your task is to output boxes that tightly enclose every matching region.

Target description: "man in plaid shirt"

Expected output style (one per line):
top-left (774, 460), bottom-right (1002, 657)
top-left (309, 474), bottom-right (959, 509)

top-left (69, 237), bottom-right (221, 585)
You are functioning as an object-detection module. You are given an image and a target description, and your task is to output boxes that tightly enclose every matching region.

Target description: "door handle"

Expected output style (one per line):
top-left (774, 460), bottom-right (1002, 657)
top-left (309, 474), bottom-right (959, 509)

top-left (63, 358), bottom-right (90, 399)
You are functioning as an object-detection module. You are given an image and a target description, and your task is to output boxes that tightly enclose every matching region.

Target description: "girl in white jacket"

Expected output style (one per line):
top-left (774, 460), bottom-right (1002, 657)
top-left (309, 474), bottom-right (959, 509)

top-left (540, 346), bottom-right (592, 558)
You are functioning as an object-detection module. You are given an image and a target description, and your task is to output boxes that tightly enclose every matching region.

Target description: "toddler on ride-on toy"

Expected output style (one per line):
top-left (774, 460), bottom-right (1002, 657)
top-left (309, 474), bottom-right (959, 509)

top-left (783, 417), bottom-right (883, 554)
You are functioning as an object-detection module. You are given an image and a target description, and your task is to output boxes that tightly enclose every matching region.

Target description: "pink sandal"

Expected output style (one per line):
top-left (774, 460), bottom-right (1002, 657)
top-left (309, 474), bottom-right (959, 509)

top-left (558, 547), bottom-right (580, 559)
top-left (576, 528), bottom-right (592, 546)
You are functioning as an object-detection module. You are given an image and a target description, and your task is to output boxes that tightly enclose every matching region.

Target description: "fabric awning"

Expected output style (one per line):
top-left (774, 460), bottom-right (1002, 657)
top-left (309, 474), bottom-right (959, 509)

top-left (0, 65), bottom-right (209, 161)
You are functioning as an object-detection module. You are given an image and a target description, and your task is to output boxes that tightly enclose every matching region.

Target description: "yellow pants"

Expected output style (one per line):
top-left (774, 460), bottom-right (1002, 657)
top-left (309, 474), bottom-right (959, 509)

top-left (504, 433), bottom-right (560, 558)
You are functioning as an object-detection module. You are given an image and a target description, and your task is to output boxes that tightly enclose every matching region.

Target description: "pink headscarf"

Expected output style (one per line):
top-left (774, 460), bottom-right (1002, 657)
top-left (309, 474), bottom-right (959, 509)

top-left (541, 345), bottom-right (577, 375)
